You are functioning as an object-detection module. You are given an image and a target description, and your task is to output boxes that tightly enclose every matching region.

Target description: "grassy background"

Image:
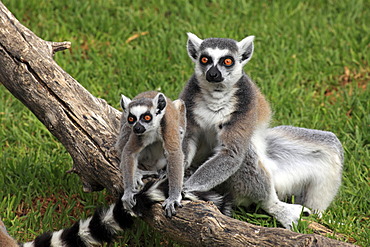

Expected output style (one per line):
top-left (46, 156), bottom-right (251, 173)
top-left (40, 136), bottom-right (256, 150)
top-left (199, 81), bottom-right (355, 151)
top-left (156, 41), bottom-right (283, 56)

top-left (0, 0), bottom-right (369, 246)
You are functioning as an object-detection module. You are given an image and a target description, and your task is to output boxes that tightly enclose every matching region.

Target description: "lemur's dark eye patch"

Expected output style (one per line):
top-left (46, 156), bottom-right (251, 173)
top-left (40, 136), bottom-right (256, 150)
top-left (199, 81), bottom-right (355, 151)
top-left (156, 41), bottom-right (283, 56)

top-left (223, 57), bottom-right (234, 66)
top-left (144, 114), bottom-right (152, 122)
top-left (200, 55), bottom-right (212, 65)
top-left (141, 113), bottom-right (153, 122)
top-left (221, 56), bottom-right (234, 67)
top-left (127, 114), bottom-right (136, 124)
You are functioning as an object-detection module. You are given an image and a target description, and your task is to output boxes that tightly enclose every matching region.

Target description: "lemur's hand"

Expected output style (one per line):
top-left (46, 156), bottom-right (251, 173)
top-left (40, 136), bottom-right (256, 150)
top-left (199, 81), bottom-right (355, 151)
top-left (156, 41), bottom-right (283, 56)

top-left (133, 172), bottom-right (145, 190)
top-left (162, 195), bottom-right (183, 218)
top-left (121, 191), bottom-right (137, 210)
top-left (133, 169), bottom-right (160, 190)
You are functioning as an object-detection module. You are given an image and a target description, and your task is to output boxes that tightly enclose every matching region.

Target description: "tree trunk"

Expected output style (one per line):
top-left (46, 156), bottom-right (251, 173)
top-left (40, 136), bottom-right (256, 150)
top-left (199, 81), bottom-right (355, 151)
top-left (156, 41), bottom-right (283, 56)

top-left (0, 2), bottom-right (123, 195)
top-left (0, 3), bottom-right (355, 246)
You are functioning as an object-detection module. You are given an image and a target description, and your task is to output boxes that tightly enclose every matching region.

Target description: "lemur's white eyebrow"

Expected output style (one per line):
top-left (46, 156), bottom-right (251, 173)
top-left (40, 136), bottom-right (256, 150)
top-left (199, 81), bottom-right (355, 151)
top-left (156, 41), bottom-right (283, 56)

top-left (129, 105), bottom-right (150, 117)
top-left (203, 47), bottom-right (232, 64)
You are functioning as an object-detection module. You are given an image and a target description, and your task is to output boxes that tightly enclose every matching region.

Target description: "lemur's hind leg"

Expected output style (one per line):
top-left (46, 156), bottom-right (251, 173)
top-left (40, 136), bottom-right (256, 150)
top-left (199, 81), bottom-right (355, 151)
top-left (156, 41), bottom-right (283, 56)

top-left (256, 162), bottom-right (312, 229)
top-left (229, 148), bottom-right (310, 229)
top-left (261, 191), bottom-right (311, 229)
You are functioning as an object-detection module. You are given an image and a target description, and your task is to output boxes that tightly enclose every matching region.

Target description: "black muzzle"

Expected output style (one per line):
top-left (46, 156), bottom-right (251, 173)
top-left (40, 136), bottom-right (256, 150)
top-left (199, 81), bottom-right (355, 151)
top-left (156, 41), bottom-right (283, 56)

top-left (133, 123), bottom-right (146, 134)
top-left (206, 66), bottom-right (223, 83)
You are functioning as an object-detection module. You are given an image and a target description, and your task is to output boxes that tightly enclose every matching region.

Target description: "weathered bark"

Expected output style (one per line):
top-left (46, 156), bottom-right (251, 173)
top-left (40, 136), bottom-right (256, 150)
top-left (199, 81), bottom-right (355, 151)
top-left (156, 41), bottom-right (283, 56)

top-left (145, 202), bottom-right (354, 247)
top-left (0, 3), bottom-right (355, 246)
top-left (0, 2), bottom-right (123, 195)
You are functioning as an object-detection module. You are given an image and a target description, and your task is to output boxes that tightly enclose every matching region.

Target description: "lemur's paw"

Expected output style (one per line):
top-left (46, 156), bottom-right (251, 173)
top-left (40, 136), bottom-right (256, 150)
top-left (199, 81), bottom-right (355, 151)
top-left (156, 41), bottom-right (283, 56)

top-left (162, 196), bottom-right (183, 218)
top-left (133, 178), bottom-right (144, 190)
top-left (279, 204), bottom-right (311, 229)
top-left (121, 191), bottom-right (137, 210)
top-left (134, 169), bottom-right (160, 190)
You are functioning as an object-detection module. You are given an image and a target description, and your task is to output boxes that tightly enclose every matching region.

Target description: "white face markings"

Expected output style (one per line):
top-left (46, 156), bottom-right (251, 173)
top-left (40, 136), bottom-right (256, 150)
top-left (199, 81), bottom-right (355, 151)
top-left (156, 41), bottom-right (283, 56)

top-left (128, 104), bottom-right (164, 138)
top-left (195, 47), bottom-right (243, 89)
top-left (204, 47), bottom-right (231, 66)
top-left (129, 105), bottom-right (151, 120)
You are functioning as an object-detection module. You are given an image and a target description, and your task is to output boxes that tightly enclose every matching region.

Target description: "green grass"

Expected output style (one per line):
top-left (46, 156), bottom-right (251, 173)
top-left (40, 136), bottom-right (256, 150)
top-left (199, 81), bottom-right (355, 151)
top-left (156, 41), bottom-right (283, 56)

top-left (1, 0), bottom-right (369, 246)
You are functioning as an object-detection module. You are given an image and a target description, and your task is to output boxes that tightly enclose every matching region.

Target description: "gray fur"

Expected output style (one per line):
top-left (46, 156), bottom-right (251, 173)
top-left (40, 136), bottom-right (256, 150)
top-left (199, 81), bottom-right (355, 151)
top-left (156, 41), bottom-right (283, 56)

top-left (181, 33), bottom-right (343, 229)
top-left (115, 91), bottom-right (185, 217)
top-left (264, 126), bottom-right (343, 212)
top-left (200, 38), bottom-right (238, 53)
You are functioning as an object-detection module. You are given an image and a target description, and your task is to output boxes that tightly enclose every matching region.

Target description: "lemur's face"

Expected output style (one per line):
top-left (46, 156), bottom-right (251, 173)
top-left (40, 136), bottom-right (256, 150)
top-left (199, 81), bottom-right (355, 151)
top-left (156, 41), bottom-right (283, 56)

top-left (187, 33), bottom-right (255, 88)
top-left (127, 105), bottom-right (157, 135)
top-left (196, 47), bottom-right (242, 86)
top-left (120, 93), bottom-right (166, 135)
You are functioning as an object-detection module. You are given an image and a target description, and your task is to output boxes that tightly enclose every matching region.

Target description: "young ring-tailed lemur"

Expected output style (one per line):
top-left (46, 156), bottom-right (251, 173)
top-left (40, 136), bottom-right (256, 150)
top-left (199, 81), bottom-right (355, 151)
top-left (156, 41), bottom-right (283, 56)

top-left (115, 91), bottom-right (186, 217)
top-left (180, 33), bottom-right (343, 229)
top-left (3, 179), bottom-right (231, 247)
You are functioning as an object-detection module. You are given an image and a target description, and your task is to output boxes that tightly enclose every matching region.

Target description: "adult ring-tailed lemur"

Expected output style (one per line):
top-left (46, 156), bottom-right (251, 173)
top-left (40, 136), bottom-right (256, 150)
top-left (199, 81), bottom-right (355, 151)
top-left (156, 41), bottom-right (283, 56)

top-left (180, 33), bottom-right (343, 229)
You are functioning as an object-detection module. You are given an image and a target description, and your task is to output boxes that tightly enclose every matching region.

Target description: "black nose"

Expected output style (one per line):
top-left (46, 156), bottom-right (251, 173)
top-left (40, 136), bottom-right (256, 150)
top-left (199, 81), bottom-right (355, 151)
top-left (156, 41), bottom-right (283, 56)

top-left (133, 123), bottom-right (146, 134)
top-left (206, 66), bottom-right (223, 82)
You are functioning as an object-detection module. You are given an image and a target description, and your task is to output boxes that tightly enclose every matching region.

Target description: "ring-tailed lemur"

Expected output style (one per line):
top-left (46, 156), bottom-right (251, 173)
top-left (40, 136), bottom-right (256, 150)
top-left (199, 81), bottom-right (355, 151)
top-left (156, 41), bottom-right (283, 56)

top-left (3, 178), bottom-right (231, 247)
top-left (180, 33), bottom-right (343, 229)
top-left (115, 91), bottom-right (186, 217)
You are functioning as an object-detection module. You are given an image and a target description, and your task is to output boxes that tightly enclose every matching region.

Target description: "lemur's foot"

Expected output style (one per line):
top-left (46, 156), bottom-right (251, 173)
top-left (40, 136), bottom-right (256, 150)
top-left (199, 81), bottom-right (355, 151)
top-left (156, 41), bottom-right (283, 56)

top-left (267, 201), bottom-right (311, 229)
top-left (121, 191), bottom-right (137, 211)
top-left (162, 195), bottom-right (183, 218)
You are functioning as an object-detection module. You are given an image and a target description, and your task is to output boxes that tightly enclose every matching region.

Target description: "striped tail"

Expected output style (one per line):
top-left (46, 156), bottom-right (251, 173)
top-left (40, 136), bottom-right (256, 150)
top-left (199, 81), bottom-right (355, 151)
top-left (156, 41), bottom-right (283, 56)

top-left (21, 196), bottom-right (134, 247)
top-left (18, 178), bottom-right (231, 247)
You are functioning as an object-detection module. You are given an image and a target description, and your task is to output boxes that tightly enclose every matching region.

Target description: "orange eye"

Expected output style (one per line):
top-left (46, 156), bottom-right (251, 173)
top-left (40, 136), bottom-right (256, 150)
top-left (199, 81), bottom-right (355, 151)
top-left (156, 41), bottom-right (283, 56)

top-left (128, 116), bottom-right (135, 123)
top-left (201, 57), bottom-right (208, 64)
top-left (144, 115), bottom-right (152, 121)
top-left (224, 58), bottom-right (233, 66)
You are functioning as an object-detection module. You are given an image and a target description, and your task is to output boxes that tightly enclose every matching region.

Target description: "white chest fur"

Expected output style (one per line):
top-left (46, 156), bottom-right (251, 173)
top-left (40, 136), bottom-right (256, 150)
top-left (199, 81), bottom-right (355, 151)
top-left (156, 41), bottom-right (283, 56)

top-left (141, 129), bottom-right (162, 147)
top-left (193, 86), bottom-right (238, 129)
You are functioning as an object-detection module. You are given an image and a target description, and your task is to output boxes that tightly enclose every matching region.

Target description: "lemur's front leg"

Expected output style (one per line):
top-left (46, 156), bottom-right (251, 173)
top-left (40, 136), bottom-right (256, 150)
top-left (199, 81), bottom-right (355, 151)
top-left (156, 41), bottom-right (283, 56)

top-left (121, 157), bottom-right (138, 210)
top-left (162, 149), bottom-right (184, 217)
top-left (184, 146), bottom-right (245, 192)
top-left (184, 125), bottom-right (251, 192)
top-left (161, 111), bottom-right (185, 217)
top-left (120, 138), bottom-right (143, 211)
top-left (182, 128), bottom-right (200, 170)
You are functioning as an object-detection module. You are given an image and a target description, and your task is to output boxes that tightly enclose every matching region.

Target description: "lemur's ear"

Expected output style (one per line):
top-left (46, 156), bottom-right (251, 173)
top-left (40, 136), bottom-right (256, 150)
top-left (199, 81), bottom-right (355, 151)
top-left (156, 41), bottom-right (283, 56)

top-left (187, 32), bottom-right (203, 62)
top-left (120, 94), bottom-right (131, 113)
top-left (153, 93), bottom-right (167, 114)
top-left (237, 35), bottom-right (255, 66)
